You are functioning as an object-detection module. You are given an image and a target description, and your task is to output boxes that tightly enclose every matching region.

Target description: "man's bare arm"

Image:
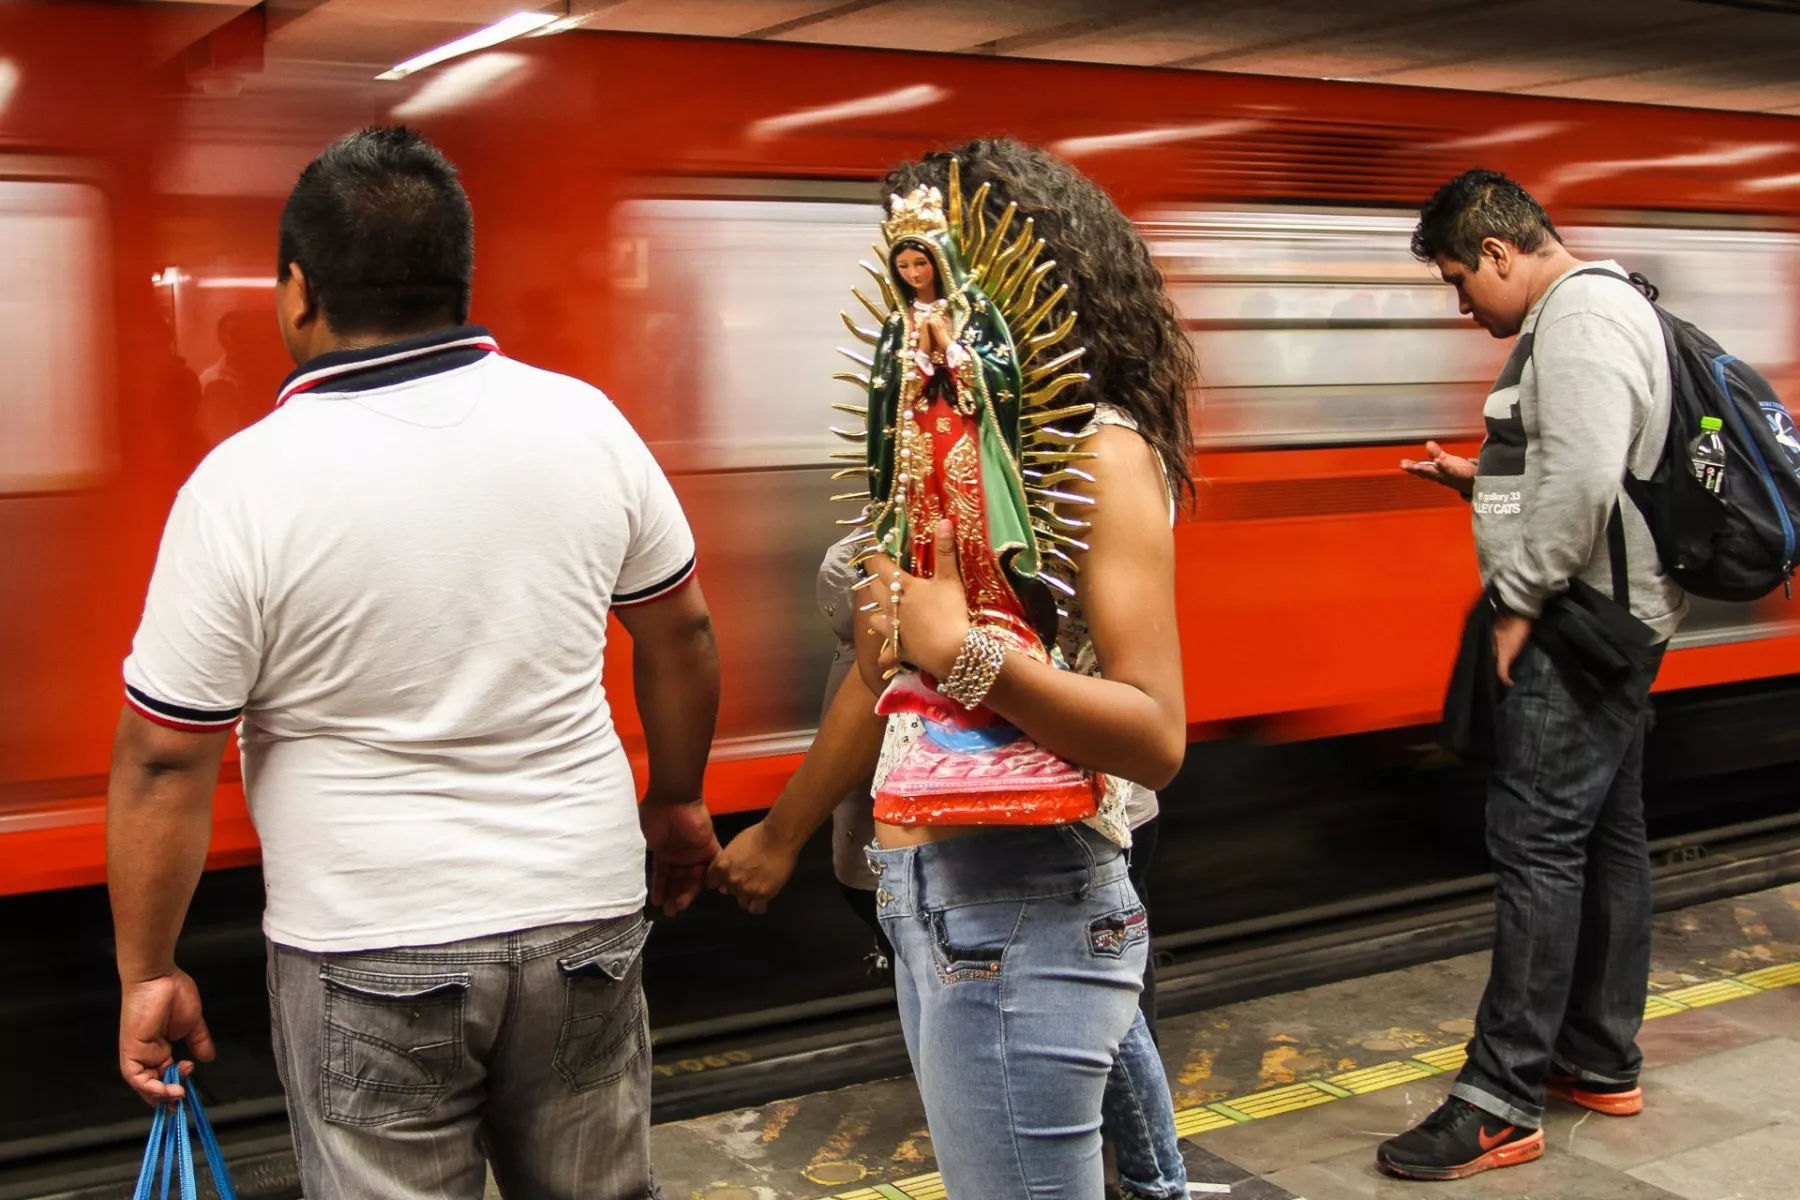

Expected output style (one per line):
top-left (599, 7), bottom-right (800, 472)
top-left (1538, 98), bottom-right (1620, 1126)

top-left (616, 580), bottom-right (723, 914)
top-left (107, 708), bottom-right (229, 1103)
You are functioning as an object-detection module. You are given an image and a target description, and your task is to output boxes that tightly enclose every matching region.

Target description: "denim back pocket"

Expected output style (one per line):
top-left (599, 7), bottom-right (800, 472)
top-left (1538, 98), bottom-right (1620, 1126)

top-left (554, 918), bottom-right (652, 1093)
top-left (319, 963), bottom-right (470, 1127)
top-left (1088, 905), bottom-right (1148, 959)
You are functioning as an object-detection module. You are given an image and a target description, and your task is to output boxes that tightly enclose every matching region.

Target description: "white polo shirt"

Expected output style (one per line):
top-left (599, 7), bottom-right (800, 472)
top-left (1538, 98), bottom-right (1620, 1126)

top-left (123, 327), bottom-right (697, 952)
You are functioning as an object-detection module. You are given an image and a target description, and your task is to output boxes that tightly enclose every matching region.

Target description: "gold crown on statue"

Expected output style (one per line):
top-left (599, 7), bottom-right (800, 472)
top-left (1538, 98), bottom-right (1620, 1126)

top-left (881, 185), bottom-right (949, 246)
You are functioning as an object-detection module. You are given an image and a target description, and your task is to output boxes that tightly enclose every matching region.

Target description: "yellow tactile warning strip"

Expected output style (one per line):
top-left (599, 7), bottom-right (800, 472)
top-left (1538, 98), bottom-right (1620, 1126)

top-left (819, 957), bottom-right (1799, 1200)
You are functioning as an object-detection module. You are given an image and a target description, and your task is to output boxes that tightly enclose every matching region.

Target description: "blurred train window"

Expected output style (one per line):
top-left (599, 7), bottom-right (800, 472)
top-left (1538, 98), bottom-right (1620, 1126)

top-left (1142, 209), bottom-right (1509, 449)
top-left (0, 179), bottom-right (110, 491)
top-left (1560, 225), bottom-right (1800, 376)
top-left (1144, 211), bottom-right (1800, 452)
top-left (610, 198), bottom-right (882, 471)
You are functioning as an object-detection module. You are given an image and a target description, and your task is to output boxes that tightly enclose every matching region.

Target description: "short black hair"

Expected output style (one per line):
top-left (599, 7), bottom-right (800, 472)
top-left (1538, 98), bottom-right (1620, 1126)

top-left (1411, 168), bottom-right (1561, 270)
top-left (277, 126), bottom-right (473, 334)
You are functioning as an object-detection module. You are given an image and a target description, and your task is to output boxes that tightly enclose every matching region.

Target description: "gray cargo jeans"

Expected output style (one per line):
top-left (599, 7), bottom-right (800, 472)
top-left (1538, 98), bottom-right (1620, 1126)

top-left (267, 914), bottom-right (661, 1199)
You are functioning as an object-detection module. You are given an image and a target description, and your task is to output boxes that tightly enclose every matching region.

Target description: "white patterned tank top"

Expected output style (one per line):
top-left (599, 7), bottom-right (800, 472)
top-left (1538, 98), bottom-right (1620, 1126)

top-left (1057, 403), bottom-right (1178, 846)
top-left (860, 404), bottom-right (1178, 847)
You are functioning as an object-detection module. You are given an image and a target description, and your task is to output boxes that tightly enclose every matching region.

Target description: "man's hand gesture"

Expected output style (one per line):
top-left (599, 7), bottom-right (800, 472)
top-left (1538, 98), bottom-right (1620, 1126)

top-left (1401, 441), bottom-right (1477, 498)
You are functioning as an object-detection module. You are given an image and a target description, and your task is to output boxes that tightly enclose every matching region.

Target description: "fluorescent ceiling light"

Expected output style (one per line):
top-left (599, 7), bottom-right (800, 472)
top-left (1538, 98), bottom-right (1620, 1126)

top-left (0, 60), bottom-right (17, 118)
top-left (377, 12), bottom-right (556, 81)
top-left (1742, 172), bottom-right (1800, 192)
top-left (1547, 143), bottom-right (1789, 193)
top-left (1052, 120), bottom-right (1260, 158)
top-left (748, 84), bottom-right (947, 142)
top-left (529, 14), bottom-right (592, 36)
top-left (1429, 122), bottom-right (1570, 153)
top-left (196, 276), bottom-right (278, 289)
top-left (391, 52), bottom-right (529, 120)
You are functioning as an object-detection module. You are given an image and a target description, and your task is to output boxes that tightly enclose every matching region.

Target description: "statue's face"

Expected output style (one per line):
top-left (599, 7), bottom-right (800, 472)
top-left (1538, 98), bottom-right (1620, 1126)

top-left (893, 247), bottom-right (937, 300)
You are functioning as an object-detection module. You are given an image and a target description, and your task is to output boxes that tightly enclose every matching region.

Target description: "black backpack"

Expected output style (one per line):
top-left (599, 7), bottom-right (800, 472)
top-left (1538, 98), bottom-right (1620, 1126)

top-left (1576, 268), bottom-right (1800, 602)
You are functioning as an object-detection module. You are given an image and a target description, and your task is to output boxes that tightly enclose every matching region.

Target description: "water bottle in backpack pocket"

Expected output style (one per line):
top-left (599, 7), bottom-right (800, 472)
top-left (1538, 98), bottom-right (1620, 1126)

top-left (1689, 417), bottom-right (1726, 494)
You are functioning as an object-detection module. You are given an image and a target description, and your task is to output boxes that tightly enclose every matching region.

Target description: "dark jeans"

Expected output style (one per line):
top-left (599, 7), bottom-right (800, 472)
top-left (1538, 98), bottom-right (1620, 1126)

top-left (841, 881), bottom-right (896, 963)
top-left (1453, 639), bottom-right (1665, 1128)
top-left (1125, 816), bottom-right (1160, 1037)
top-left (268, 915), bottom-right (659, 1199)
top-left (1104, 815), bottom-right (1186, 1199)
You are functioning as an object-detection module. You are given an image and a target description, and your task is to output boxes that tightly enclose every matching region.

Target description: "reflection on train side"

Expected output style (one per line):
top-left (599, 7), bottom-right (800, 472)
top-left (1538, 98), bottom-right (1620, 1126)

top-left (1150, 208), bottom-right (1800, 651)
top-left (1143, 209), bottom-right (1509, 449)
top-left (612, 198), bottom-right (882, 747)
top-left (0, 178), bottom-right (111, 493)
top-left (614, 197), bottom-right (1800, 745)
top-left (613, 198), bottom-right (881, 473)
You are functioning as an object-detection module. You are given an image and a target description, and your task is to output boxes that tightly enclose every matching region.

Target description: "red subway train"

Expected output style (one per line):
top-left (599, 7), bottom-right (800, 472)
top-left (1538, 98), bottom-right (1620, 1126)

top-left (5, 4), bottom-right (1800, 896)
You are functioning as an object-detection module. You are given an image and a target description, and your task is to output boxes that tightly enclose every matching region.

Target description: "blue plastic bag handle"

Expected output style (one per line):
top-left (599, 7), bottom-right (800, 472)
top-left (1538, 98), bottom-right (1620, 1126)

top-left (132, 1066), bottom-right (240, 1200)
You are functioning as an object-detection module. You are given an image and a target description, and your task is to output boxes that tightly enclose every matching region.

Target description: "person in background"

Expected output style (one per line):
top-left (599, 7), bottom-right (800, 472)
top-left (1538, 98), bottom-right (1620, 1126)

top-left (108, 125), bottom-right (719, 1198)
top-left (1384, 169), bottom-right (1683, 1181)
top-left (508, 286), bottom-right (583, 378)
top-left (153, 317), bottom-right (204, 473)
top-left (197, 308), bottom-right (258, 447)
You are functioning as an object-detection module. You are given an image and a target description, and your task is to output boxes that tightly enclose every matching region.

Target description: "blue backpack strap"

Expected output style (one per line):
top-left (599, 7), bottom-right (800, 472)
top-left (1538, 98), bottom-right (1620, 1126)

top-left (185, 1068), bottom-right (241, 1200)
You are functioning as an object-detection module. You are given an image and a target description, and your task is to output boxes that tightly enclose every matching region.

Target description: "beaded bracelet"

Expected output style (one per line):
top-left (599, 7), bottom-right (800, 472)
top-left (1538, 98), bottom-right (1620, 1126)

top-left (938, 628), bottom-right (1007, 710)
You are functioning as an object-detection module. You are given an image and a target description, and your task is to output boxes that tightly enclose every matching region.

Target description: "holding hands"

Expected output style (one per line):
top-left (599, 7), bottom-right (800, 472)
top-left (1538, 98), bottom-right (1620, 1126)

top-left (707, 819), bottom-right (803, 915)
top-left (639, 795), bottom-right (721, 916)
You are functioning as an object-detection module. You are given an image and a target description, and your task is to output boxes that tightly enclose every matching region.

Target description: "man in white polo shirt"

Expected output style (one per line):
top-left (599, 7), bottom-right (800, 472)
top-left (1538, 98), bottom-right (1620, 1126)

top-left (107, 127), bottom-right (719, 1197)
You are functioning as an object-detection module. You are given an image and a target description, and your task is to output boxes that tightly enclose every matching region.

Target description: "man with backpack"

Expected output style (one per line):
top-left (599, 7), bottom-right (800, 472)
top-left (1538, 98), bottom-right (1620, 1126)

top-left (1383, 169), bottom-right (1686, 1180)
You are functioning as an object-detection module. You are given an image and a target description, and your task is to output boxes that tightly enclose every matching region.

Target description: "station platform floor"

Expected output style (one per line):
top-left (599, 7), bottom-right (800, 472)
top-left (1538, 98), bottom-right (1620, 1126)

top-left (645, 881), bottom-right (1800, 1200)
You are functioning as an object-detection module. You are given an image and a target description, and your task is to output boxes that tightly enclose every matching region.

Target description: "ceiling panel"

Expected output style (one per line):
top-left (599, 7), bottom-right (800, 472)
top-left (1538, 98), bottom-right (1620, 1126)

top-left (140, 0), bottom-right (1800, 114)
top-left (589, 0), bottom-right (837, 38)
top-left (767, 0), bottom-right (1102, 54)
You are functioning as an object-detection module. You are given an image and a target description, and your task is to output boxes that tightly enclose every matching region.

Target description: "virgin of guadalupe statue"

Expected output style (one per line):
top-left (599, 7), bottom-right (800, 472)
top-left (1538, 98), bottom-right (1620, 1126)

top-left (831, 164), bottom-right (1105, 825)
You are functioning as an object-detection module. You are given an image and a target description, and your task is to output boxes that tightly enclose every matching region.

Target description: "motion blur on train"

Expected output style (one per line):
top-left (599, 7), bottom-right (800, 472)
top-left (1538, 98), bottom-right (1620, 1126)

top-left (6, 3), bottom-right (1800, 910)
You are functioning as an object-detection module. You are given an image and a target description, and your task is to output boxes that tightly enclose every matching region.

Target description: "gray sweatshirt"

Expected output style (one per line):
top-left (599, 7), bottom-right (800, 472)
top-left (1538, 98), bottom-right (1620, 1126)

top-left (1473, 260), bottom-right (1687, 642)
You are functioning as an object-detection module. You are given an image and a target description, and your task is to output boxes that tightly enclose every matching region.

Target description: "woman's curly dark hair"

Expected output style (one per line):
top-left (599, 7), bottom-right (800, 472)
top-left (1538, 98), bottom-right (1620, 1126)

top-left (883, 138), bottom-right (1198, 507)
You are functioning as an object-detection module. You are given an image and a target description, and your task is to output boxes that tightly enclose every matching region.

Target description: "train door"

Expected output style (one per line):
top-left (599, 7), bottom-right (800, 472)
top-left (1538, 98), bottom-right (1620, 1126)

top-left (0, 6), bottom-right (173, 895)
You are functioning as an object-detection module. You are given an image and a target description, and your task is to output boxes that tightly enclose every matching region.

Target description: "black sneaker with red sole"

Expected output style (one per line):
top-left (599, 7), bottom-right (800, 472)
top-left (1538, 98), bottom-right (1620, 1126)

top-left (1546, 1068), bottom-right (1644, 1115)
top-left (1377, 1096), bottom-right (1545, 1181)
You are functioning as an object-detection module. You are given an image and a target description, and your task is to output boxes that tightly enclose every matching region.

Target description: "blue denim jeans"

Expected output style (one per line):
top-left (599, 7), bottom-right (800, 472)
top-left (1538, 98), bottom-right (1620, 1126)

top-left (1453, 638), bottom-right (1665, 1128)
top-left (870, 825), bottom-right (1162, 1200)
top-left (1104, 817), bottom-right (1187, 1200)
top-left (1104, 1012), bottom-right (1188, 1198)
top-left (267, 915), bottom-right (661, 1199)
